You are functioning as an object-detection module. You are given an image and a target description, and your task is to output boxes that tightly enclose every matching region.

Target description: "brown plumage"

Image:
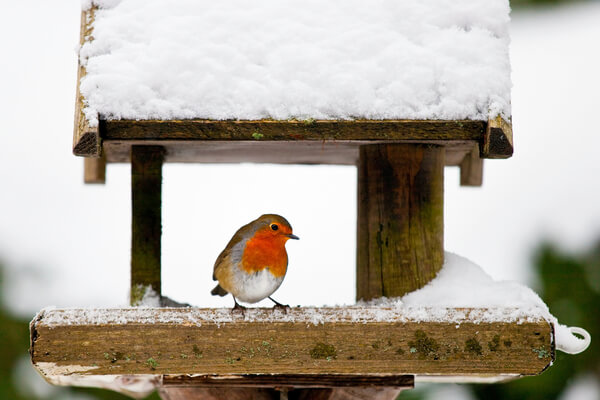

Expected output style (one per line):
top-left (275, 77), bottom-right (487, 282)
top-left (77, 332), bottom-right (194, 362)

top-left (211, 214), bottom-right (298, 308)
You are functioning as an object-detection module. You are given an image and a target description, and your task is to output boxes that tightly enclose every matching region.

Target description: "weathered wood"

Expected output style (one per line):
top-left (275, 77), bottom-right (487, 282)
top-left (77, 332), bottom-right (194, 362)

top-left (84, 156), bottom-right (106, 184)
top-left (162, 374), bottom-right (414, 388)
top-left (131, 146), bottom-right (164, 305)
top-left (73, 8), bottom-right (101, 157)
top-left (459, 144), bottom-right (483, 187)
top-left (481, 116), bottom-right (513, 159)
top-left (101, 119), bottom-right (485, 141)
top-left (30, 307), bottom-right (554, 380)
top-left (357, 144), bottom-right (444, 300)
top-left (102, 139), bottom-right (476, 166)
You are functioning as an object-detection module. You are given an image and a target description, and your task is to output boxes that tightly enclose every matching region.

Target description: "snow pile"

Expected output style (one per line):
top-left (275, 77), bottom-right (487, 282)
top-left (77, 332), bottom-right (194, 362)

top-left (401, 252), bottom-right (549, 310)
top-left (398, 252), bottom-right (590, 354)
top-left (79, 0), bottom-right (511, 126)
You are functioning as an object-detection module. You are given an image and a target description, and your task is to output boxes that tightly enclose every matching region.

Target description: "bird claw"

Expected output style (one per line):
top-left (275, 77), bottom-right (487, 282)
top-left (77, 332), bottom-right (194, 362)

top-left (232, 302), bottom-right (247, 316)
top-left (272, 303), bottom-right (290, 314)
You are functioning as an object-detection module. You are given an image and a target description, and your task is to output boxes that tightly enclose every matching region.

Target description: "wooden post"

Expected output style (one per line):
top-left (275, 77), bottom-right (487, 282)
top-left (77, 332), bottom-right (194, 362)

top-left (460, 144), bottom-right (483, 187)
top-left (84, 155), bottom-right (106, 184)
top-left (131, 146), bottom-right (164, 305)
top-left (357, 144), bottom-right (444, 301)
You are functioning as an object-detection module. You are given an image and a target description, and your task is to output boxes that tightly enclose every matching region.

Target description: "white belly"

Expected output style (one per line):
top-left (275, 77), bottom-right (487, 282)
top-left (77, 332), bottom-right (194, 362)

top-left (231, 268), bottom-right (284, 304)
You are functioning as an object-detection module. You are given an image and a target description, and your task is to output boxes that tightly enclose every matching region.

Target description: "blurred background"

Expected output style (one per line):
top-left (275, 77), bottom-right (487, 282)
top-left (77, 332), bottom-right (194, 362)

top-left (0, 0), bottom-right (598, 398)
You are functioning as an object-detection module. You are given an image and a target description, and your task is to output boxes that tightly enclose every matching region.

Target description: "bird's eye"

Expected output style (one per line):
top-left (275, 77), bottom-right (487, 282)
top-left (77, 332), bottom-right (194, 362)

top-left (270, 223), bottom-right (279, 231)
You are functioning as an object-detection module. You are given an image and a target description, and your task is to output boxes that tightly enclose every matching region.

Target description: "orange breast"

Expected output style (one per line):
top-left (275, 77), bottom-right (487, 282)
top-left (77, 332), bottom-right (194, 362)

top-left (241, 235), bottom-right (288, 278)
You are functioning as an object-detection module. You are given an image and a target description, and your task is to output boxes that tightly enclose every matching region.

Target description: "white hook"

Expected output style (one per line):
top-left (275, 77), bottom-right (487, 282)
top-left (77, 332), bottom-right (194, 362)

top-left (555, 324), bottom-right (591, 354)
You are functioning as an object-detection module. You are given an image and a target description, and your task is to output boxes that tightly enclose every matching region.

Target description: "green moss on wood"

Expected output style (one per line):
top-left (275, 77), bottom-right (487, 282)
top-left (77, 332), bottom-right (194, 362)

top-left (310, 343), bottom-right (337, 360)
top-left (488, 335), bottom-right (500, 352)
top-left (146, 357), bottom-right (158, 370)
top-left (465, 338), bottom-right (483, 355)
top-left (532, 347), bottom-right (551, 359)
top-left (408, 330), bottom-right (440, 359)
top-left (252, 131), bottom-right (264, 140)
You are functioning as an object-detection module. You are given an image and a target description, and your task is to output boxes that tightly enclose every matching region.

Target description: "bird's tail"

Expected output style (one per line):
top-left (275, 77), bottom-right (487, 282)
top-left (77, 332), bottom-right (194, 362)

top-left (211, 284), bottom-right (228, 297)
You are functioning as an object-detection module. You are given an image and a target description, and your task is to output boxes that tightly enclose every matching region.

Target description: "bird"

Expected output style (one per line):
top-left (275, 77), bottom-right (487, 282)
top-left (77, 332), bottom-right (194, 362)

top-left (211, 214), bottom-right (299, 311)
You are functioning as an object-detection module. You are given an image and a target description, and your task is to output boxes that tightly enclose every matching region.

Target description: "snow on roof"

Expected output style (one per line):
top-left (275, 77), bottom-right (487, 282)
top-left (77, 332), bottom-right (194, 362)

top-left (79, 0), bottom-right (512, 127)
top-left (36, 252), bottom-right (590, 354)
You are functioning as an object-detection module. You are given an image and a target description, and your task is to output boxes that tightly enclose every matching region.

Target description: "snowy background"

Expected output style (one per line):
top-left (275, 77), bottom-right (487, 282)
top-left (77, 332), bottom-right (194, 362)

top-left (0, 1), bottom-right (599, 398)
top-left (1, 0), bottom-right (599, 314)
top-left (0, 0), bottom-right (600, 316)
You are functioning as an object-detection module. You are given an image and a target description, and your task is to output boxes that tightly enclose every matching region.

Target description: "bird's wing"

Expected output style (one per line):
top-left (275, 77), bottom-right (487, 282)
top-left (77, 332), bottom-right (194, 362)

top-left (212, 219), bottom-right (258, 280)
top-left (212, 247), bottom-right (230, 281)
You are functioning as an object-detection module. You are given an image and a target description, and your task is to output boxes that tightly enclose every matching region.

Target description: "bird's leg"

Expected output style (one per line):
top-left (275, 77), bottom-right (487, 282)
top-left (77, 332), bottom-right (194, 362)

top-left (269, 296), bottom-right (290, 313)
top-left (231, 296), bottom-right (246, 315)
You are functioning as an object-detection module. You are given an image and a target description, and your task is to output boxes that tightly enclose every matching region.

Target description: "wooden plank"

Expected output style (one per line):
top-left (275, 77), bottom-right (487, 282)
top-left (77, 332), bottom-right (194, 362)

top-left (73, 8), bottom-right (101, 157)
top-left (102, 139), bottom-right (476, 166)
top-left (131, 146), bottom-right (164, 305)
top-left (102, 119), bottom-right (486, 142)
top-left (459, 144), bottom-right (483, 187)
top-left (162, 374), bottom-right (414, 388)
top-left (481, 116), bottom-right (513, 159)
top-left (357, 144), bottom-right (444, 300)
top-left (84, 156), bottom-right (106, 184)
top-left (30, 307), bottom-right (554, 379)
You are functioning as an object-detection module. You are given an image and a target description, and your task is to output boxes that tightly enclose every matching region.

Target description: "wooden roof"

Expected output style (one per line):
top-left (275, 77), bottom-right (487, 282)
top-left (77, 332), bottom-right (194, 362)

top-left (73, 7), bottom-right (513, 167)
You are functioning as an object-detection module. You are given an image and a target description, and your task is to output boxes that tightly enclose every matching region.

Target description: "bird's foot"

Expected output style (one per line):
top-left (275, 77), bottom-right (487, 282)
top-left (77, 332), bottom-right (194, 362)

top-left (272, 303), bottom-right (290, 314)
top-left (232, 298), bottom-right (247, 316)
top-left (269, 296), bottom-right (290, 313)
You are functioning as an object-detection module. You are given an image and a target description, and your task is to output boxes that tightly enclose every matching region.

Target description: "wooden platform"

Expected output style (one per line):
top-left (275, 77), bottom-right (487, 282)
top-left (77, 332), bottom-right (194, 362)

top-left (30, 307), bottom-right (553, 397)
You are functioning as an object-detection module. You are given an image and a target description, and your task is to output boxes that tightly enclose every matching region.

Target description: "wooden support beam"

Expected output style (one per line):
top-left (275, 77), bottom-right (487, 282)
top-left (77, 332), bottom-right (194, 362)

top-left (159, 387), bottom-right (408, 400)
top-left (29, 307), bottom-right (554, 398)
top-left (102, 119), bottom-right (485, 141)
top-left (459, 144), bottom-right (483, 187)
top-left (357, 144), bottom-right (445, 300)
top-left (131, 146), bottom-right (164, 305)
top-left (84, 155), bottom-right (107, 184)
top-left (73, 8), bottom-right (101, 157)
top-left (481, 116), bottom-right (513, 159)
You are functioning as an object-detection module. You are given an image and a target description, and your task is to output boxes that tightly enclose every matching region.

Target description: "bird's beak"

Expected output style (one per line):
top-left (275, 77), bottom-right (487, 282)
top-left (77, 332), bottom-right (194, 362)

top-left (287, 233), bottom-right (299, 240)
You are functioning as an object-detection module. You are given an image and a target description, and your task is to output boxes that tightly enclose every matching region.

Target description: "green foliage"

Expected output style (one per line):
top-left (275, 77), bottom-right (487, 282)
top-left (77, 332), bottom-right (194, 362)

top-left (511, 0), bottom-right (586, 8)
top-left (0, 261), bottom-right (161, 400)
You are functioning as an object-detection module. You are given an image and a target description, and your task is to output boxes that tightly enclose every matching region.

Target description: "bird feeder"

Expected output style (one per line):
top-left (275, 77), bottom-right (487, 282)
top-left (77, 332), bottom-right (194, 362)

top-left (29, 1), bottom-right (578, 399)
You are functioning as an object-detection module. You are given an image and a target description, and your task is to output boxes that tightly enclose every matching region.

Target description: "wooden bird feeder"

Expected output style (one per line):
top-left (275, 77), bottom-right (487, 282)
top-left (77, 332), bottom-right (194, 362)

top-left (29, 2), bottom-right (560, 400)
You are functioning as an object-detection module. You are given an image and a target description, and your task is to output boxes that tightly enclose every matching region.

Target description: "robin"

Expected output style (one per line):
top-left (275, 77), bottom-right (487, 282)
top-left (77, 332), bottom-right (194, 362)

top-left (211, 214), bottom-right (299, 310)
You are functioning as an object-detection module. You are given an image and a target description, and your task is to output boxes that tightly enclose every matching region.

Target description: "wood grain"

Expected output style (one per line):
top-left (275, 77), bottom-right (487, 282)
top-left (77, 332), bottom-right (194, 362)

top-left (162, 374), bottom-right (413, 388)
top-left (102, 119), bottom-right (485, 141)
top-left (481, 116), bottom-right (513, 159)
top-left (84, 155), bottom-right (106, 184)
top-left (131, 146), bottom-right (164, 305)
top-left (101, 139), bottom-right (476, 166)
top-left (357, 144), bottom-right (444, 300)
top-left (459, 144), bottom-right (483, 187)
top-left (30, 307), bottom-right (554, 378)
top-left (73, 8), bottom-right (101, 157)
